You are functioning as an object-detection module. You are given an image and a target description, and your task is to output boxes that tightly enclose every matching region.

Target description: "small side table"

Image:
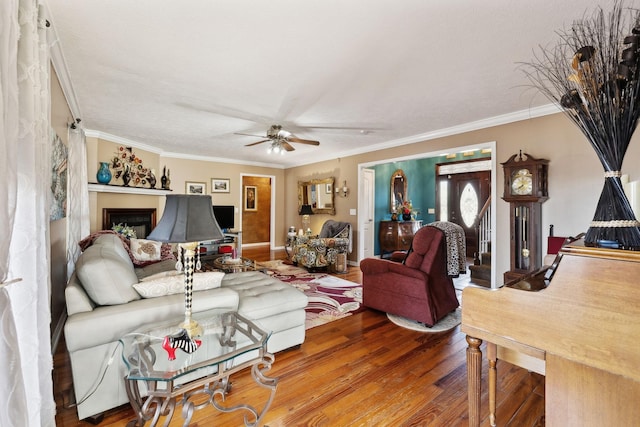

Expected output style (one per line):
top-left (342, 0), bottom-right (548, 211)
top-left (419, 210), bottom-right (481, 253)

top-left (119, 311), bottom-right (277, 426)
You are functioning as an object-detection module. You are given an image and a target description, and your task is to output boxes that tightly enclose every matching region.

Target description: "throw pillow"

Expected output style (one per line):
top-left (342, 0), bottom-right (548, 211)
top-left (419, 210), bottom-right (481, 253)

top-left (139, 269), bottom-right (181, 282)
top-left (135, 259), bottom-right (178, 281)
top-left (130, 238), bottom-right (162, 262)
top-left (133, 271), bottom-right (225, 298)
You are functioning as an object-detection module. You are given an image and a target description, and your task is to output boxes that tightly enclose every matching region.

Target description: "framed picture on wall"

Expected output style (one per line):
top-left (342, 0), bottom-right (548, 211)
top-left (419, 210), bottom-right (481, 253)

top-left (211, 178), bottom-right (230, 193)
top-left (244, 185), bottom-right (257, 211)
top-left (185, 181), bottom-right (206, 194)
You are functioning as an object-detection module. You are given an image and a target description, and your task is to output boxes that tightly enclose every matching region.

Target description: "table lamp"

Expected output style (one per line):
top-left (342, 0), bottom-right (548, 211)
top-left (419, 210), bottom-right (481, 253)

top-left (148, 194), bottom-right (224, 337)
top-left (299, 204), bottom-right (314, 234)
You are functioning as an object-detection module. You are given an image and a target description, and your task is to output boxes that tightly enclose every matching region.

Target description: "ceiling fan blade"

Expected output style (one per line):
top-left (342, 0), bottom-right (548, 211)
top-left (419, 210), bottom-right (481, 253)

top-left (297, 123), bottom-right (389, 130)
top-left (235, 132), bottom-right (267, 138)
top-left (287, 137), bottom-right (320, 146)
top-left (245, 139), bottom-right (270, 147)
top-left (281, 141), bottom-right (295, 151)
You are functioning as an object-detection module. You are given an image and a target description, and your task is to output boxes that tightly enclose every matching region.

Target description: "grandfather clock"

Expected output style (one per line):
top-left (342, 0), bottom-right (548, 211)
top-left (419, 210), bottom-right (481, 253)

top-left (502, 152), bottom-right (549, 283)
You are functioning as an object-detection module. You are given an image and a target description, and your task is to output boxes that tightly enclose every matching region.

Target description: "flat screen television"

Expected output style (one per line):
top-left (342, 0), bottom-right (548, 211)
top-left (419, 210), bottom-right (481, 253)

top-left (212, 205), bottom-right (234, 231)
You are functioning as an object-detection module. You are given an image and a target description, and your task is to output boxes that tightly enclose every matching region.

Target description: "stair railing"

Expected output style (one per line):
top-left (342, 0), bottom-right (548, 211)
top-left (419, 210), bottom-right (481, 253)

top-left (473, 196), bottom-right (492, 265)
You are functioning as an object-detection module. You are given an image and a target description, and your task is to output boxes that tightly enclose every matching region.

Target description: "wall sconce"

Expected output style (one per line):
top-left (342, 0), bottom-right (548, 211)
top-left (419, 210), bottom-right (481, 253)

top-left (336, 180), bottom-right (349, 197)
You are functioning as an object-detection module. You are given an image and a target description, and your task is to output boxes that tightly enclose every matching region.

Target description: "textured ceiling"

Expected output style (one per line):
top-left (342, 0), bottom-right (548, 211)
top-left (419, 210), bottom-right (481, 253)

top-left (45, 0), bottom-right (614, 168)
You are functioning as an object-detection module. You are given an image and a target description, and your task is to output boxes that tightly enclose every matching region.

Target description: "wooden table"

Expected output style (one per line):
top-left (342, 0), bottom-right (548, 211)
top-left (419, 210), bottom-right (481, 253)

top-left (461, 242), bottom-right (640, 426)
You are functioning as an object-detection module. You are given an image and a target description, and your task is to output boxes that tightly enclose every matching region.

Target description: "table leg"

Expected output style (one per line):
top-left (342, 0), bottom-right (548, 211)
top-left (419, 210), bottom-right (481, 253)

top-left (125, 378), bottom-right (175, 427)
top-left (210, 352), bottom-right (278, 427)
top-left (466, 335), bottom-right (483, 427)
top-left (487, 343), bottom-right (497, 427)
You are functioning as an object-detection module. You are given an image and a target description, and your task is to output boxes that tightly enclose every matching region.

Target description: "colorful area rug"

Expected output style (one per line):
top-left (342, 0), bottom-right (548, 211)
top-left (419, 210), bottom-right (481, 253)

top-left (259, 260), bottom-right (363, 330)
top-left (387, 308), bottom-right (461, 333)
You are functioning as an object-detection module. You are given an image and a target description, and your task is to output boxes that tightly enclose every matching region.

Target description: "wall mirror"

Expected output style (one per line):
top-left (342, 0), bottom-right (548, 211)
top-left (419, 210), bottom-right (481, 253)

top-left (390, 169), bottom-right (408, 212)
top-left (298, 177), bottom-right (335, 215)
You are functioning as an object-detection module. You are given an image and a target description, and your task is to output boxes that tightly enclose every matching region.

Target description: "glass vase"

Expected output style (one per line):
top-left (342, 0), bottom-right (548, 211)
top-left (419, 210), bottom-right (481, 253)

top-left (96, 162), bottom-right (112, 184)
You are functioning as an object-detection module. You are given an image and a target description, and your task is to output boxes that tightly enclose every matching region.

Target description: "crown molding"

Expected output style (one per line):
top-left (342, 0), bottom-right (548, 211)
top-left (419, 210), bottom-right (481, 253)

top-left (287, 104), bottom-right (562, 168)
top-left (84, 130), bottom-right (165, 154)
top-left (84, 130), bottom-right (285, 169)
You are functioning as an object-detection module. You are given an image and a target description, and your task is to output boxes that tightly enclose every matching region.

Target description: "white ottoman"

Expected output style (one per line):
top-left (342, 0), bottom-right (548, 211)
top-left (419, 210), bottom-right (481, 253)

top-left (221, 271), bottom-right (308, 352)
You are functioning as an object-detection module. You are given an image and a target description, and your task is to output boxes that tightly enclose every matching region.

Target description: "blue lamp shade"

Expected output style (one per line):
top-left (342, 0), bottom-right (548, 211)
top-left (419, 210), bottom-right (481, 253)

top-left (148, 194), bottom-right (224, 243)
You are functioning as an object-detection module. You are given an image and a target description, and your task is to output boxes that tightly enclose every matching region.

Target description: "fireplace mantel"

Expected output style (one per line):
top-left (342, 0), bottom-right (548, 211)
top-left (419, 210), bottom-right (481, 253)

top-left (88, 183), bottom-right (172, 196)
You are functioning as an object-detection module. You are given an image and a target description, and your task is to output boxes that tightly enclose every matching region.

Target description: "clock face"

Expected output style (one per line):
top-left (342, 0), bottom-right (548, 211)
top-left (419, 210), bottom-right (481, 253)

top-left (511, 169), bottom-right (532, 195)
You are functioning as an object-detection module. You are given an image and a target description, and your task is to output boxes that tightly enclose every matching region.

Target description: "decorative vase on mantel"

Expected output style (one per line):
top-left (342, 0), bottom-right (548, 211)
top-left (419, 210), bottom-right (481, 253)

top-left (391, 212), bottom-right (398, 221)
top-left (96, 162), bottom-right (112, 184)
top-left (402, 213), bottom-right (411, 221)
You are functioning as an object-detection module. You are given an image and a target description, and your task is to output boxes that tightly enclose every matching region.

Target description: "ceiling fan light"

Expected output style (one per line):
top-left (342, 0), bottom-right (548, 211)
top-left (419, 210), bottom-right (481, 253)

top-left (273, 144), bottom-right (280, 154)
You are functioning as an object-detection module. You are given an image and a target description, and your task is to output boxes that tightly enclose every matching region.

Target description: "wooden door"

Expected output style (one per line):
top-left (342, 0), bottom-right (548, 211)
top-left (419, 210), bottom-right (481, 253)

top-left (437, 170), bottom-right (490, 258)
top-left (360, 168), bottom-right (376, 259)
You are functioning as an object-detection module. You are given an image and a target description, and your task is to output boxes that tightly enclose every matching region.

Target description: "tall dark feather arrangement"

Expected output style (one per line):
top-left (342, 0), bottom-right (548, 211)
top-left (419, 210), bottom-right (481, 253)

top-left (522, 1), bottom-right (640, 250)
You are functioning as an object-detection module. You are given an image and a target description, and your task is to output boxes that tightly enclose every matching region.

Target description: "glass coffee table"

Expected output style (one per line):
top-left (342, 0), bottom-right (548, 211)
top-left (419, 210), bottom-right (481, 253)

top-left (119, 311), bottom-right (277, 427)
top-left (210, 256), bottom-right (267, 273)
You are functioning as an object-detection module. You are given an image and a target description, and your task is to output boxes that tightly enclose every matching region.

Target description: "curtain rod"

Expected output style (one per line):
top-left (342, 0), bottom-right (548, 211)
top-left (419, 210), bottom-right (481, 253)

top-left (0, 278), bottom-right (23, 289)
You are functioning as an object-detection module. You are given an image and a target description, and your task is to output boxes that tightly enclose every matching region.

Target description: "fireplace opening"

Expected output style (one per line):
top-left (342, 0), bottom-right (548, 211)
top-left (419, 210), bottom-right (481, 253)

top-left (102, 208), bottom-right (156, 239)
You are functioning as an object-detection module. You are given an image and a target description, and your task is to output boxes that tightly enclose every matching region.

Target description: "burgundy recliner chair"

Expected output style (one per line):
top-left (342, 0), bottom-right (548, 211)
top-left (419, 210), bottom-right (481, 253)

top-left (360, 225), bottom-right (459, 326)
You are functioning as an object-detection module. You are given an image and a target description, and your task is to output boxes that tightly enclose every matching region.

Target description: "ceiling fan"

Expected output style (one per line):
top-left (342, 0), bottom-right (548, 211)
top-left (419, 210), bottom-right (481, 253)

top-left (236, 124), bottom-right (320, 152)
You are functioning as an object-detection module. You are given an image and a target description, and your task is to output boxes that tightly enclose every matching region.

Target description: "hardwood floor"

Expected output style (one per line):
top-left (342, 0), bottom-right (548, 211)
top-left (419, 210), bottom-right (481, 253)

top-left (54, 245), bottom-right (545, 426)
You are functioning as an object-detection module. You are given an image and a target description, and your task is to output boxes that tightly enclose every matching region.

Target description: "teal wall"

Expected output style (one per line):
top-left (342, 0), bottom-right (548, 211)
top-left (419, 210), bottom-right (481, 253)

top-left (371, 151), bottom-right (491, 255)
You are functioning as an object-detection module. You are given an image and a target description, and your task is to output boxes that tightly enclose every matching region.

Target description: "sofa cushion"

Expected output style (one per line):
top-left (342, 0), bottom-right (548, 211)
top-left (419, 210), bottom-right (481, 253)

top-left (133, 271), bottom-right (225, 298)
top-left (92, 234), bottom-right (133, 264)
top-left (75, 243), bottom-right (141, 306)
top-left (221, 271), bottom-right (308, 319)
top-left (65, 273), bottom-right (96, 315)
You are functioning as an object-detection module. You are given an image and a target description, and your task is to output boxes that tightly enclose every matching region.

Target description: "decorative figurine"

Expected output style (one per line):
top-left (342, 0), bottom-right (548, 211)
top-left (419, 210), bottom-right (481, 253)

top-left (121, 164), bottom-right (131, 187)
top-left (148, 169), bottom-right (157, 189)
top-left (162, 329), bottom-right (202, 361)
top-left (161, 166), bottom-right (168, 189)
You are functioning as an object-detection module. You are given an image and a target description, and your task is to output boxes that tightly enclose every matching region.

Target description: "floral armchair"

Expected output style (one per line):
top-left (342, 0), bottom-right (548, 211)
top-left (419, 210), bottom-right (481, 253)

top-left (292, 220), bottom-right (351, 270)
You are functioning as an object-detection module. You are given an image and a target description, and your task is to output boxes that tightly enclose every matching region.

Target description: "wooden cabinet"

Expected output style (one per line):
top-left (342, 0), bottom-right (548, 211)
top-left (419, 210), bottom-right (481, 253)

top-left (379, 220), bottom-right (422, 257)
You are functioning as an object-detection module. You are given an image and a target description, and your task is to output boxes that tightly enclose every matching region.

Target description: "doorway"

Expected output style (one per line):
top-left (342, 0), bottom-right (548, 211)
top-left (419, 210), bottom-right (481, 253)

top-left (240, 174), bottom-right (275, 247)
top-left (358, 143), bottom-right (497, 286)
top-left (436, 163), bottom-right (491, 258)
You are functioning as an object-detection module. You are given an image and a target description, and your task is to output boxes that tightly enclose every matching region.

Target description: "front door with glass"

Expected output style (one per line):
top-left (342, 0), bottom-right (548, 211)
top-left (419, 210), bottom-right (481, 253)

top-left (437, 170), bottom-right (491, 258)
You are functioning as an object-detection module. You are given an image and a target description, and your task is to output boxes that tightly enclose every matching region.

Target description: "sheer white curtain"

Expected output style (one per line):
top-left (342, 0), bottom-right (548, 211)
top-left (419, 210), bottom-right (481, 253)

top-left (67, 125), bottom-right (90, 279)
top-left (0, 0), bottom-right (56, 425)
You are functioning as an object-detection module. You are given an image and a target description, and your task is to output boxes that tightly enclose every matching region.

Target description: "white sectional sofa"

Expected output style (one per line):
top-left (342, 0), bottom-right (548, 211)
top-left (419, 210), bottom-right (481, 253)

top-left (64, 234), bottom-right (308, 421)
